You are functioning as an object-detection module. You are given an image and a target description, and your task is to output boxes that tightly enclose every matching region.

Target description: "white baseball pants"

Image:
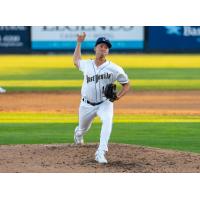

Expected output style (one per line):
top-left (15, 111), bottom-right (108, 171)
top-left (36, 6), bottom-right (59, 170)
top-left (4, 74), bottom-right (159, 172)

top-left (74, 99), bottom-right (113, 152)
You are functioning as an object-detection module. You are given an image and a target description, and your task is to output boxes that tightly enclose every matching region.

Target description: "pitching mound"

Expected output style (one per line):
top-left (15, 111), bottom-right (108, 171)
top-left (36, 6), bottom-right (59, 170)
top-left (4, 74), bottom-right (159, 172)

top-left (0, 143), bottom-right (200, 172)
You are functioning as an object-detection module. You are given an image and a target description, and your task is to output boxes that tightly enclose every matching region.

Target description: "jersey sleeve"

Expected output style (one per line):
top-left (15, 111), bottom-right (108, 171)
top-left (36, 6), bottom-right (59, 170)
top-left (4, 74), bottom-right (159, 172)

top-left (116, 67), bottom-right (129, 84)
top-left (78, 59), bottom-right (89, 73)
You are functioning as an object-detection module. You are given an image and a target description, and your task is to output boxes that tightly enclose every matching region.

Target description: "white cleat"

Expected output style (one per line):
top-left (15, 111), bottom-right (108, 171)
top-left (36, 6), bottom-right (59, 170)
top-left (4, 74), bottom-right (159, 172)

top-left (74, 134), bottom-right (84, 145)
top-left (0, 87), bottom-right (6, 93)
top-left (95, 150), bottom-right (108, 164)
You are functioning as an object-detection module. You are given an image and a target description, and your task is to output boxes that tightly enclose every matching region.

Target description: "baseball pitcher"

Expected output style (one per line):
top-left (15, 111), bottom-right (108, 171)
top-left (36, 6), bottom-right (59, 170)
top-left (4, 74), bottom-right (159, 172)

top-left (73, 32), bottom-right (130, 164)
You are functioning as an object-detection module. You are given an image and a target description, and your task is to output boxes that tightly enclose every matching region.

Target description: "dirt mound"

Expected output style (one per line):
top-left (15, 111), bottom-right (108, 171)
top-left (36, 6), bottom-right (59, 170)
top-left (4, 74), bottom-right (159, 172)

top-left (0, 143), bottom-right (200, 173)
top-left (1, 91), bottom-right (200, 173)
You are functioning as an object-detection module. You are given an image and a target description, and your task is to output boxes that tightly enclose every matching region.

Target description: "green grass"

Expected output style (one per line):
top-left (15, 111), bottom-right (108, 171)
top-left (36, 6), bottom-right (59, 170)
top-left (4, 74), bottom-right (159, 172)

top-left (1, 68), bottom-right (200, 80)
top-left (1, 67), bottom-right (200, 91)
top-left (2, 79), bottom-right (200, 91)
top-left (1, 86), bottom-right (81, 92)
top-left (0, 55), bottom-right (200, 154)
top-left (127, 68), bottom-right (200, 80)
top-left (0, 68), bottom-right (83, 80)
top-left (0, 54), bottom-right (200, 91)
top-left (0, 122), bottom-right (200, 153)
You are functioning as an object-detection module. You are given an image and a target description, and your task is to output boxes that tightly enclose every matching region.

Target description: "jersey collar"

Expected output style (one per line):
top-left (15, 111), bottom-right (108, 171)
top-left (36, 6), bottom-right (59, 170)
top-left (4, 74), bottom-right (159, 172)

top-left (93, 60), bottom-right (109, 70)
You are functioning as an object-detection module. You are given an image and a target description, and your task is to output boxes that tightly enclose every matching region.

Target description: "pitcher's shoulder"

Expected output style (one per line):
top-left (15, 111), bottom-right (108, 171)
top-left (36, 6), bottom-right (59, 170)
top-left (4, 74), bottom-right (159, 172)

top-left (80, 59), bottom-right (94, 65)
top-left (108, 61), bottom-right (123, 70)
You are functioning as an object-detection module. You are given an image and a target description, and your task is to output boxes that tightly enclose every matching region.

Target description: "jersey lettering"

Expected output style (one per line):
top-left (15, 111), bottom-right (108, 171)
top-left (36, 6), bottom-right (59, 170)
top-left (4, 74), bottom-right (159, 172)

top-left (79, 59), bottom-right (128, 102)
top-left (86, 73), bottom-right (112, 84)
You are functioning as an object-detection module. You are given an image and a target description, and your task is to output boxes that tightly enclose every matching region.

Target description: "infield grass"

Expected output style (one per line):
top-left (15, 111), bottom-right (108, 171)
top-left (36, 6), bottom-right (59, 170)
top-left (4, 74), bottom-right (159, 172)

top-left (1, 55), bottom-right (200, 153)
top-left (0, 122), bottom-right (200, 153)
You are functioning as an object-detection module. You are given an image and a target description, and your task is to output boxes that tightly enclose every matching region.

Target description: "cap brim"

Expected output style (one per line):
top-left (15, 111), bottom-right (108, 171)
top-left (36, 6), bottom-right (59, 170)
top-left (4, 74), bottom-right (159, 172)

top-left (95, 41), bottom-right (112, 49)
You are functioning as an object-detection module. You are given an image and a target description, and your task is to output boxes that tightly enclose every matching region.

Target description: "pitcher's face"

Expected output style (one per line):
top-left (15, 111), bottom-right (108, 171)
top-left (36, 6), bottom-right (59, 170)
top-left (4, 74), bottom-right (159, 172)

top-left (94, 43), bottom-right (109, 57)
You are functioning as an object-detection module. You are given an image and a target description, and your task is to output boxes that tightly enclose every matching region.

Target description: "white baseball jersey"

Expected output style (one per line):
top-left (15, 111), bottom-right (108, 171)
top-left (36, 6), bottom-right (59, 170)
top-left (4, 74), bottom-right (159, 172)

top-left (78, 59), bottom-right (129, 103)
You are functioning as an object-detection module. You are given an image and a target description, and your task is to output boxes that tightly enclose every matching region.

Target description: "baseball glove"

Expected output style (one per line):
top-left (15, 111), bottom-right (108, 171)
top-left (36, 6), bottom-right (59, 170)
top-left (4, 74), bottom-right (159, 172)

top-left (104, 83), bottom-right (118, 102)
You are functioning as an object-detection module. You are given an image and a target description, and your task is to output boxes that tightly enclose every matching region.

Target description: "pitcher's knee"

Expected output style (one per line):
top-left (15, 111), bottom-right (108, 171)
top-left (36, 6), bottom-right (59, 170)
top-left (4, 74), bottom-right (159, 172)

top-left (101, 116), bottom-right (113, 124)
top-left (75, 126), bottom-right (90, 136)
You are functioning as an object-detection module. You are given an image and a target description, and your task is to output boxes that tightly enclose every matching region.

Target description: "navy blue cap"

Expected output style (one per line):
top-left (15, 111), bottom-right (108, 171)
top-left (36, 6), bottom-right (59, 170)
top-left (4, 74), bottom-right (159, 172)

top-left (95, 37), bottom-right (112, 49)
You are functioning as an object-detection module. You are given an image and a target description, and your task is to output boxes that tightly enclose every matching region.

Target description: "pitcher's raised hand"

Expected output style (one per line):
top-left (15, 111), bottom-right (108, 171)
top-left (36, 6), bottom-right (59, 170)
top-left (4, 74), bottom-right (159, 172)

top-left (77, 32), bottom-right (86, 43)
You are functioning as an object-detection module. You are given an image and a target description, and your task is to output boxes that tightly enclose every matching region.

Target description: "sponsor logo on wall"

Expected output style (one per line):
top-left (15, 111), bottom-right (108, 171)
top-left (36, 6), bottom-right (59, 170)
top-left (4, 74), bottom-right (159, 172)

top-left (0, 26), bottom-right (30, 52)
top-left (147, 26), bottom-right (200, 52)
top-left (31, 26), bottom-right (144, 50)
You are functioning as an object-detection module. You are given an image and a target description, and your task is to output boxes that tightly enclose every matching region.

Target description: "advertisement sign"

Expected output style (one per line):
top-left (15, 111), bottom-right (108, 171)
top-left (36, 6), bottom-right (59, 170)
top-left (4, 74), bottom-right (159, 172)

top-left (31, 26), bottom-right (144, 50)
top-left (147, 26), bottom-right (200, 52)
top-left (0, 26), bottom-right (30, 53)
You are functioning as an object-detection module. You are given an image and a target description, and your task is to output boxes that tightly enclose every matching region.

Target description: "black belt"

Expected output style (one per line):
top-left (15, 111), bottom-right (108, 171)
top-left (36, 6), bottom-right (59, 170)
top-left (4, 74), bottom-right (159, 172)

top-left (82, 98), bottom-right (103, 106)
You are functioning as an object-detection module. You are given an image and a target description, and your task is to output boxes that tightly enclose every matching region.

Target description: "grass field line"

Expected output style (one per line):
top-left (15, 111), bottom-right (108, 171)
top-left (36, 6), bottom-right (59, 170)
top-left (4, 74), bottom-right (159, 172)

top-left (0, 113), bottom-right (200, 123)
top-left (1, 55), bottom-right (200, 68)
top-left (1, 79), bottom-right (200, 87)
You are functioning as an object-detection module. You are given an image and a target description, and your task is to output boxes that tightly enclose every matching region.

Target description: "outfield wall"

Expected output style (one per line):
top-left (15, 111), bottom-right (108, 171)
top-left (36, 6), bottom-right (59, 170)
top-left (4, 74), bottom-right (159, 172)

top-left (0, 26), bottom-right (200, 54)
top-left (31, 26), bottom-right (144, 51)
top-left (146, 26), bottom-right (200, 53)
top-left (0, 26), bottom-right (31, 53)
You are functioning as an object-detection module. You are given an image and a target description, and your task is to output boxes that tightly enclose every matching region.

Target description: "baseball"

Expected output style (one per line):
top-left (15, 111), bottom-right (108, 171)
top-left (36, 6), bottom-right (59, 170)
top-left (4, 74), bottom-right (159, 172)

top-left (78, 32), bottom-right (85, 37)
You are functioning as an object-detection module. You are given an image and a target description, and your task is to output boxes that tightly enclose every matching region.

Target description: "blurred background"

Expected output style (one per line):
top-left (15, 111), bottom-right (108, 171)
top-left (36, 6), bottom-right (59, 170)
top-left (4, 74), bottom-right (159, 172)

top-left (0, 26), bottom-right (200, 54)
top-left (1, 26), bottom-right (200, 92)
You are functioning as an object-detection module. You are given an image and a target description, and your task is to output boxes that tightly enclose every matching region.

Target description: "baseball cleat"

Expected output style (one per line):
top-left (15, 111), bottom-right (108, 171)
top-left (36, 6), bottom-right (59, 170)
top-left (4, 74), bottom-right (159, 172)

top-left (74, 134), bottom-right (84, 145)
top-left (0, 87), bottom-right (6, 93)
top-left (95, 150), bottom-right (108, 164)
